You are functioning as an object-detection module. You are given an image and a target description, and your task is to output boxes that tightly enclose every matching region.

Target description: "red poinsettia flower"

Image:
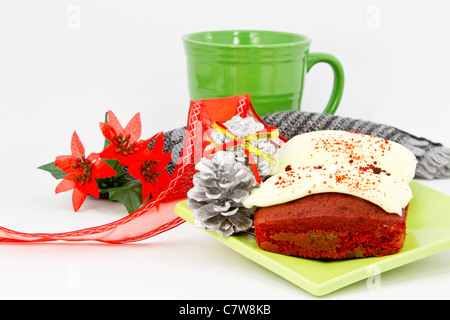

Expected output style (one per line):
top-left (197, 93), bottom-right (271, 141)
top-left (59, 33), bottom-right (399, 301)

top-left (99, 110), bottom-right (151, 166)
top-left (127, 132), bottom-right (172, 202)
top-left (55, 131), bottom-right (117, 212)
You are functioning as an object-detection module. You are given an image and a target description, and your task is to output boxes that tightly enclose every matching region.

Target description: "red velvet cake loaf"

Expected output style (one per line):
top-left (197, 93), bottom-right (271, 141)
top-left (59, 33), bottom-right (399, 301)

top-left (243, 130), bottom-right (417, 260)
top-left (254, 193), bottom-right (408, 259)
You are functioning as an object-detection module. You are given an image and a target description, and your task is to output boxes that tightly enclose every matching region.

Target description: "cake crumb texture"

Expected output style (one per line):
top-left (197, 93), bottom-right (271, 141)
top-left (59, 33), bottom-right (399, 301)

top-left (254, 193), bottom-right (407, 259)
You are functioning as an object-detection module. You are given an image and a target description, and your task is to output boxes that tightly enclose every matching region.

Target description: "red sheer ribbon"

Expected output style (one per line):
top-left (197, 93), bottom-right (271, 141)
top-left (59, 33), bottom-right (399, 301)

top-left (0, 94), bottom-right (280, 243)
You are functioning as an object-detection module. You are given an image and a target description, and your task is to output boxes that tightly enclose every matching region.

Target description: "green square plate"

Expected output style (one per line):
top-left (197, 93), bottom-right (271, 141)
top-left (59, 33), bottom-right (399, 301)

top-left (174, 180), bottom-right (450, 296)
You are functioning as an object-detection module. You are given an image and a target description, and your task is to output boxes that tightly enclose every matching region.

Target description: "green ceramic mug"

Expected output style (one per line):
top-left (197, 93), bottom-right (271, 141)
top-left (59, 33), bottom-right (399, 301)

top-left (183, 30), bottom-right (344, 115)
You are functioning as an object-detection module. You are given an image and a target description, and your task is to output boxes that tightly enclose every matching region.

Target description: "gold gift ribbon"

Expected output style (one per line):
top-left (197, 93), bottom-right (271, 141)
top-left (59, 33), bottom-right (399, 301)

top-left (205, 120), bottom-right (279, 183)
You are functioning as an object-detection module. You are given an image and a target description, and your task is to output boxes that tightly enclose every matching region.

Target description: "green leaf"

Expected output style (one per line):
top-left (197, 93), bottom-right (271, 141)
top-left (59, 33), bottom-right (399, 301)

top-left (96, 159), bottom-right (128, 191)
top-left (103, 159), bottom-right (123, 176)
top-left (38, 162), bottom-right (66, 179)
top-left (103, 111), bottom-right (111, 149)
top-left (103, 180), bottom-right (143, 214)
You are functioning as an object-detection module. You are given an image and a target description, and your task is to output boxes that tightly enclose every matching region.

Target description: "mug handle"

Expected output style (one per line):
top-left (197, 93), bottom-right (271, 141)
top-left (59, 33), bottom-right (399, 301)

top-left (306, 52), bottom-right (344, 115)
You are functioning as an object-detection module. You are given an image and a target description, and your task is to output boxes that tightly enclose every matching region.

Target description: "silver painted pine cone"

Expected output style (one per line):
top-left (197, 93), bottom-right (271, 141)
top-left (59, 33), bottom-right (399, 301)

top-left (187, 151), bottom-right (258, 237)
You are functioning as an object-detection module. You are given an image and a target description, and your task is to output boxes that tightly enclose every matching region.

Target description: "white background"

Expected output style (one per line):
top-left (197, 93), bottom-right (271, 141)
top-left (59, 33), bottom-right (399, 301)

top-left (0, 0), bottom-right (449, 300)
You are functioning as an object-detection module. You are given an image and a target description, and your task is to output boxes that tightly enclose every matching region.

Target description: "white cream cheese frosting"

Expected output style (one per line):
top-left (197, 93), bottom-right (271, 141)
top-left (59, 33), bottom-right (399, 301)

top-left (274, 130), bottom-right (417, 182)
top-left (243, 163), bottom-right (412, 215)
top-left (243, 130), bottom-right (417, 215)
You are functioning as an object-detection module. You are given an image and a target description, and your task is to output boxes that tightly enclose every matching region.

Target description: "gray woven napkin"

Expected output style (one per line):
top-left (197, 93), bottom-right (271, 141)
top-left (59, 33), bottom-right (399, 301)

top-left (160, 111), bottom-right (450, 180)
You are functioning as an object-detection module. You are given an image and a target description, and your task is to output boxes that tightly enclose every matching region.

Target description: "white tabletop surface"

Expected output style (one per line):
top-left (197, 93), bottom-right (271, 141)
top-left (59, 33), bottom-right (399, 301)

top-left (0, 1), bottom-right (449, 300)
